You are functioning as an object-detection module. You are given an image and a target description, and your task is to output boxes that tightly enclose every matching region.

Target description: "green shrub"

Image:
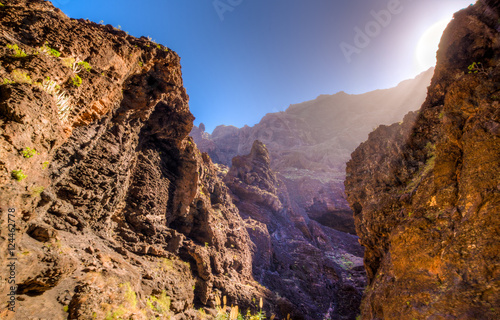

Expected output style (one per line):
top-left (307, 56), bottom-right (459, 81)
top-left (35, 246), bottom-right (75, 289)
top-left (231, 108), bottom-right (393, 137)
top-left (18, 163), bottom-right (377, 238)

top-left (42, 42), bottom-right (61, 57)
top-left (11, 169), bottom-right (27, 181)
top-left (42, 161), bottom-right (50, 169)
top-left (467, 62), bottom-right (485, 74)
top-left (77, 61), bottom-right (92, 72)
top-left (21, 147), bottom-right (38, 158)
top-left (0, 2), bottom-right (4, 6)
top-left (6, 44), bottom-right (27, 58)
top-left (71, 74), bottom-right (82, 87)
top-left (2, 78), bottom-right (14, 85)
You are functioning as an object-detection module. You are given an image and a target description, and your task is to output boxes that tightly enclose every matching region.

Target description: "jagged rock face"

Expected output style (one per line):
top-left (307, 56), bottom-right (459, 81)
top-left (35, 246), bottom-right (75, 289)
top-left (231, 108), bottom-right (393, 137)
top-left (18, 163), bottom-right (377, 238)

top-left (0, 1), bottom-right (267, 319)
top-left (192, 70), bottom-right (433, 234)
top-left (224, 141), bottom-right (366, 320)
top-left (345, 1), bottom-right (500, 319)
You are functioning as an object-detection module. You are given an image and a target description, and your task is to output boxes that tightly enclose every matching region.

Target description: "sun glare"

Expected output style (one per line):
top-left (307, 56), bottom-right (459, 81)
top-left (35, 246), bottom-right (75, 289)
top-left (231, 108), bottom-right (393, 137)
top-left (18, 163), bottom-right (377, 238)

top-left (415, 19), bottom-right (451, 72)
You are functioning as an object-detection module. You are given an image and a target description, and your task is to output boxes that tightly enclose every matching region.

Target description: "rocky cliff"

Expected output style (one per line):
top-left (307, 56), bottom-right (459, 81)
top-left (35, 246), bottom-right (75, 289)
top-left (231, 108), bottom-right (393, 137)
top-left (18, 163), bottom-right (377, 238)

top-left (224, 140), bottom-right (366, 320)
top-left (0, 1), bottom-right (270, 319)
top-left (191, 69), bottom-right (433, 234)
top-left (345, 1), bottom-right (500, 319)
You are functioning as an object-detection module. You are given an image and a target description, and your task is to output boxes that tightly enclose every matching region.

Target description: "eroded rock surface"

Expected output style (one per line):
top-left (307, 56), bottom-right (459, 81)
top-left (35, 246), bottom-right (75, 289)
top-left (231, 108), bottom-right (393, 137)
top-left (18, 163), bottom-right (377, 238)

top-left (0, 1), bottom-right (268, 318)
top-left (345, 1), bottom-right (500, 319)
top-left (224, 141), bottom-right (366, 320)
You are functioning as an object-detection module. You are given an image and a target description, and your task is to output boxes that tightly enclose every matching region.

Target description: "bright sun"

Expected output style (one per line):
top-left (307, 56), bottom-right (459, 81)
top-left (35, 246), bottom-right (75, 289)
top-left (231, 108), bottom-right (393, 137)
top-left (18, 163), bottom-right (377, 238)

top-left (415, 19), bottom-right (451, 71)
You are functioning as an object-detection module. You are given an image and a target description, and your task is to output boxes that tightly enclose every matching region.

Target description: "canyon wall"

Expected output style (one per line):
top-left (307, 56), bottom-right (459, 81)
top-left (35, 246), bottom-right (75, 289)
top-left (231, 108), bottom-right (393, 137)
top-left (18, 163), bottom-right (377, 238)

top-left (345, 1), bottom-right (500, 319)
top-left (0, 0), bottom-right (267, 318)
top-left (224, 140), bottom-right (366, 320)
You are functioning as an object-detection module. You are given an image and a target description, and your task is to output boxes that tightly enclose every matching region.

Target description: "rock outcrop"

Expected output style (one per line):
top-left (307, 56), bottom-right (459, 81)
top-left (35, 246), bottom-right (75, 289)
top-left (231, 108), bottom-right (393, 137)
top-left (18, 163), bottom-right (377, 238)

top-left (0, 1), bottom-right (268, 318)
top-left (191, 69), bottom-right (434, 234)
top-left (345, 1), bottom-right (500, 319)
top-left (224, 140), bottom-right (366, 320)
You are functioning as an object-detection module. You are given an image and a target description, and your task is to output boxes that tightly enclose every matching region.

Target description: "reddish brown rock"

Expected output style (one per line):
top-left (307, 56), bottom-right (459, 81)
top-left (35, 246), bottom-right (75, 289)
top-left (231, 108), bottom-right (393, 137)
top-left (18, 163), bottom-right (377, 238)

top-left (0, 1), bottom-right (268, 318)
top-left (345, 1), bottom-right (500, 319)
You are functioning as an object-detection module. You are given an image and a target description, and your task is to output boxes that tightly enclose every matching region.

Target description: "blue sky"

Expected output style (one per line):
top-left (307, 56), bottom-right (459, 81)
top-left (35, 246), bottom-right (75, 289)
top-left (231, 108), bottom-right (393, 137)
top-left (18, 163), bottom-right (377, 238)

top-left (56, 0), bottom-right (474, 133)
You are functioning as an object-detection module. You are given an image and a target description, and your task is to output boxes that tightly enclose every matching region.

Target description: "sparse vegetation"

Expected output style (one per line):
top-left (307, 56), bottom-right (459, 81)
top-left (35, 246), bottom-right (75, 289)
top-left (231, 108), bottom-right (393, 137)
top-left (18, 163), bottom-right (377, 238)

top-left (11, 69), bottom-right (32, 84)
top-left (77, 60), bottom-right (92, 72)
top-left (56, 90), bottom-right (72, 121)
top-left (21, 147), bottom-right (38, 158)
top-left (2, 78), bottom-right (14, 85)
top-left (40, 77), bottom-right (60, 94)
top-left (71, 74), bottom-right (82, 87)
top-left (158, 257), bottom-right (174, 271)
top-left (11, 169), bottom-right (27, 181)
top-left (146, 291), bottom-right (171, 315)
top-left (467, 61), bottom-right (486, 74)
top-left (214, 295), bottom-right (269, 320)
top-left (61, 56), bottom-right (76, 68)
top-left (42, 161), bottom-right (50, 169)
top-left (339, 256), bottom-right (354, 270)
top-left (40, 42), bottom-right (61, 57)
top-left (104, 283), bottom-right (138, 320)
top-left (6, 43), bottom-right (27, 58)
top-left (31, 186), bottom-right (45, 197)
top-left (63, 57), bottom-right (89, 74)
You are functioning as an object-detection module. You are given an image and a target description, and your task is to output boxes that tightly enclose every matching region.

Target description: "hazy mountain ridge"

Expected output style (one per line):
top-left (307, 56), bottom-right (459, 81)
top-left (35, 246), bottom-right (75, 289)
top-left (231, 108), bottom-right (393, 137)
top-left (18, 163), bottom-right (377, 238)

top-left (191, 68), bottom-right (434, 234)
